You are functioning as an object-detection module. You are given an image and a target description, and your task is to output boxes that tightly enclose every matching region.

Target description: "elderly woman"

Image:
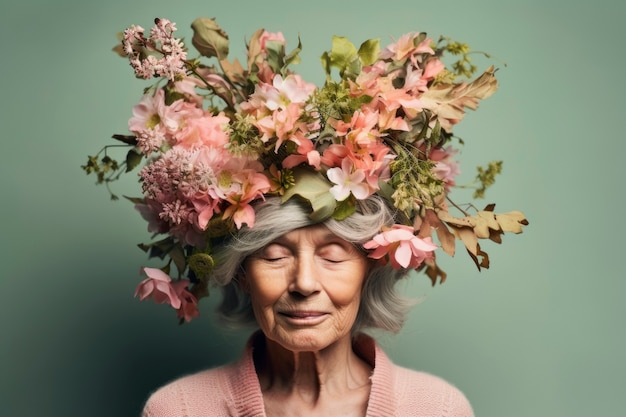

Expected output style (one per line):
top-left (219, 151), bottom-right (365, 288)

top-left (85, 16), bottom-right (527, 417)
top-left (141, 197), bottom-right (474, 416)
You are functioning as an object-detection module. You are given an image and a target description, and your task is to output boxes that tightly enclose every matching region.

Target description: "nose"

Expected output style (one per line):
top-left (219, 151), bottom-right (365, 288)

top-left (288, 253), bottom-right (321, 297)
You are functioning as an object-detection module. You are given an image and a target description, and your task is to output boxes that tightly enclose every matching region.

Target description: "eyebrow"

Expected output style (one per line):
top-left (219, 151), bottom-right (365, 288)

top-left (271, 231), bottom-right (347, 246)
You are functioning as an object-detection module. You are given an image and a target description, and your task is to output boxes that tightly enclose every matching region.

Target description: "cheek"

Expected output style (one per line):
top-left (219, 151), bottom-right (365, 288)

top-left (328, 283), bottom-right (361, 306)
top-left (247, 281), bottom-right (282, 330)
top-left (324, 279), bottom-right (364, 316)
top-left (247, 272), bottom-right (287, 307)
top-left (324, 266), bottom-right (367, 306)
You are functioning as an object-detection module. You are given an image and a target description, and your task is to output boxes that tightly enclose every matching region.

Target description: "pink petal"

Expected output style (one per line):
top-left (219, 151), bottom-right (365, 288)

top-left (410, 236), bottom-right (438, 252)
top-left (393, 242), bottom-right (412, 268)
top-left (142, 267), bottom-right (172, 282)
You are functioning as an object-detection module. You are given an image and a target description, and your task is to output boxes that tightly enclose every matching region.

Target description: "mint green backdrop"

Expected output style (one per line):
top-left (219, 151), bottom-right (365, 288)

top-left (1, 1), bottom-right (623, 416)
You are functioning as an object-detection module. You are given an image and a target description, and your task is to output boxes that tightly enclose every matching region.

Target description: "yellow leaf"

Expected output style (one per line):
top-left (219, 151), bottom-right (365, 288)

top-left (495, 211), bottom-right (529, 233)
top-left (437, 210), bottom-right (474, 228)
top-left (449, 225), bottom-right (478, 256)
top-left (473, 210), bottom-right (500, 238)
top-left (420, 66), bottom-right (498, 131)
top-left (246, 28), bottom-right (265, 72)
top-left (220, 58), bottom-right (246, 84)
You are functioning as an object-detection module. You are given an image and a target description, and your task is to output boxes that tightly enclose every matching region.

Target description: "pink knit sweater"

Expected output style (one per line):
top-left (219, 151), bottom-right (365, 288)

top-left (142, 333), bottom-right (474, 416)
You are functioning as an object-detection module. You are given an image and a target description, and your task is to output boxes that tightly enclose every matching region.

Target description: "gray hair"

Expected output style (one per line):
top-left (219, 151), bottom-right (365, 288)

top-left (209, 195), bottom-right (415, 334)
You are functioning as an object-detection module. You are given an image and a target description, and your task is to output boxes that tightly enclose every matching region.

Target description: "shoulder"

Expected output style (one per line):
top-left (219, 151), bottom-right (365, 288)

top-left (140, 365), bottom-right (235, 417)
top-left (391, 365), bottom-right (474, 417)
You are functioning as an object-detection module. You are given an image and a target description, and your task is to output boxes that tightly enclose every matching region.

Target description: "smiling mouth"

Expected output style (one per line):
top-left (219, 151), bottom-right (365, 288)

top-left (279, 311), bottom-right (328, 323)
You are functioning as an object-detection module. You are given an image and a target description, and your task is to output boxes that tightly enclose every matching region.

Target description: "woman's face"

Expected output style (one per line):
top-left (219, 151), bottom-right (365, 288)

top-left (243, 224), bottom-right (369, 352)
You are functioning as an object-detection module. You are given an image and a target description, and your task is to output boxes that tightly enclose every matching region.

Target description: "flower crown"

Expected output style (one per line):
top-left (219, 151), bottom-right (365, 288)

top-left (83, 17), bottom-right (528, 322)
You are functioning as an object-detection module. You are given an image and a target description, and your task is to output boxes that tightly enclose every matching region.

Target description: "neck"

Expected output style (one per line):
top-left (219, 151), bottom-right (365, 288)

top-left (255, 333), bottom-right (372, 402)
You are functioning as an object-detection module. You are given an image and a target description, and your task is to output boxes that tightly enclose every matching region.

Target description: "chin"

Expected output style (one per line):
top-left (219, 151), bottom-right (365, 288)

top-left (269, 328), bottom-right (344, 353)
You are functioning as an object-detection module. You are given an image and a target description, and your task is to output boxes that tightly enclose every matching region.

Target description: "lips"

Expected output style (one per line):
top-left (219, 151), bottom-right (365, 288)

top-left (281, 310), bottom-right (326, 318)
top-left (279, 310), bottom-right (329, 324)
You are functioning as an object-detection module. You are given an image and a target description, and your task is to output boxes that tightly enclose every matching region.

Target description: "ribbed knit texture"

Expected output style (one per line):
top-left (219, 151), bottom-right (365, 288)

top-left (141, 332), bottom-right (474, 416)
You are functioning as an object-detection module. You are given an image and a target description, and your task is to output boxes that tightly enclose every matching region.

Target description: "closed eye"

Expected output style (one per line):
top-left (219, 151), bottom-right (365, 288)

top-left (257, 243), bottom-right (291, 262)
top-left (318, 243), bottom-right (354, 263)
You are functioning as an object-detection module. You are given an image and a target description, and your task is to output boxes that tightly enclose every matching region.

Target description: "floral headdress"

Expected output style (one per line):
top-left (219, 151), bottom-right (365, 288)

top-left (83, 17), bottom-right (528, 322)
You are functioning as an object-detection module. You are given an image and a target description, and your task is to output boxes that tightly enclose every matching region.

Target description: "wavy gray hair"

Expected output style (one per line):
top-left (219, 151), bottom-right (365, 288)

top-left (209, 195), bottom-right (415, 334)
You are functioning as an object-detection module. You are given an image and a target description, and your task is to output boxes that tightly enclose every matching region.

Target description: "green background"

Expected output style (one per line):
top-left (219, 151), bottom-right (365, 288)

top-left (1, 0), bottom-right (624, 416)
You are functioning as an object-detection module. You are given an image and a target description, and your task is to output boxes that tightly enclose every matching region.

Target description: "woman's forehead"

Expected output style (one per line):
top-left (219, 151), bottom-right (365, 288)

top-left (274, 224), bottom-right (337, 242)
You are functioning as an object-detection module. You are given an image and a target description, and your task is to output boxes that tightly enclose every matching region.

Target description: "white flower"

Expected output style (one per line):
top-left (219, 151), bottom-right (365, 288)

top-left (326, 159), bottom-right (371, 201)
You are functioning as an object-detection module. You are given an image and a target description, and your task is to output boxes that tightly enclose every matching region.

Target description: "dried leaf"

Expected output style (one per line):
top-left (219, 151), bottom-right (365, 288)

top-left (466, 243), bottom-right (490, 270)
top-left (450, 225), bottom-right (479, 256)
top-left (436, 206), bottom-right (527, 270)
top-left (413, 214), bottom-right (424, 232)
top-left (246, 28), bottom-right (265, 73)
top-left (495, 211), bottom-right (529, 233)
top-left (220, 57), bottom-right (246, 84)
top-left (488, 228), bottom-right (503, 244)
top-left (422, 209), bottom-right (456, 256)
top-left (420, 66), bottom-right (498, 131)
top-left (191, 17), bottom-right (229, 59)
top-left (112, 32), bottom-right (126, 58)
top-left (424, 258), bottom-right (447, 285)
top-left (437, 210), bottom-right (474, 228)
top-left (473, 210), bottom-right (500, 238)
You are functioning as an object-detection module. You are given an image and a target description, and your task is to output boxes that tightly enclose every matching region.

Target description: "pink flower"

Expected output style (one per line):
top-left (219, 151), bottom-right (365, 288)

top-left (172, 280), bottom-right (199, 322)
top-left (333, 109), bottom-right (381, 146)
top-left (364, 224), bottom-right (438, 269)
top-left (282, 138), bottom-right (321, 170)
top-left (123, 19), bottom-right (187, 81)
top-left (271, 74), bottom-right (316, 107)
top-left (128, 89), bottom-right (191, 153)
top-left (422, 58), bottom-right (445, 80)
top-left (221, 169), bottom-right (272, 228)
top-left (380, 32), bottom-right (434, 62)
top-left (326, 158), bottom-right (372, 201)
top-left (175, 111), bottom-right (231, 149)
top-left (259, 30), bottom-right (286, 52)
top-left (134, 267), bottom-right (182, 308)
top-left (429, 146), bottom-right (460, 191)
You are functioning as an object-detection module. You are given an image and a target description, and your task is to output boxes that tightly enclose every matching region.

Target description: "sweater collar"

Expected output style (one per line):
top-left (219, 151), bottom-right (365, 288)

top-left (226, 331), bottom-right (396, 416)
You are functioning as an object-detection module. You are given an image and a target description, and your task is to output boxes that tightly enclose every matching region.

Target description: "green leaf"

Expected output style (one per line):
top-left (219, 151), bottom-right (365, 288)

top-left (190, 17), bottom-right (229, 59)
top-left (123, 195), bottom-right (145, 204)
top-left (331, 36), bottom-right (358, 66)
top-left (283, 37), bottom-right (302, 70)
top-left (320, 50), bottom-right (332, 77)
top-left (264, 39), bottom-right (285, 74)
top-left (137, 237), bottom-right (177, 260)
top-left (168, 243), bottom-right (187, 276)
top-left (332, 196), bottom-right (356, 220)
top-left (125, 148), bottom-right (143, 172)
top-left (111, 134), bottom-right (137, 145)
top-left (322, 36), bottom-right (362, 79)
top-left (357, 38), bottom-right (380, 66)
top-left (281, 168), bottom-right (336, 222)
